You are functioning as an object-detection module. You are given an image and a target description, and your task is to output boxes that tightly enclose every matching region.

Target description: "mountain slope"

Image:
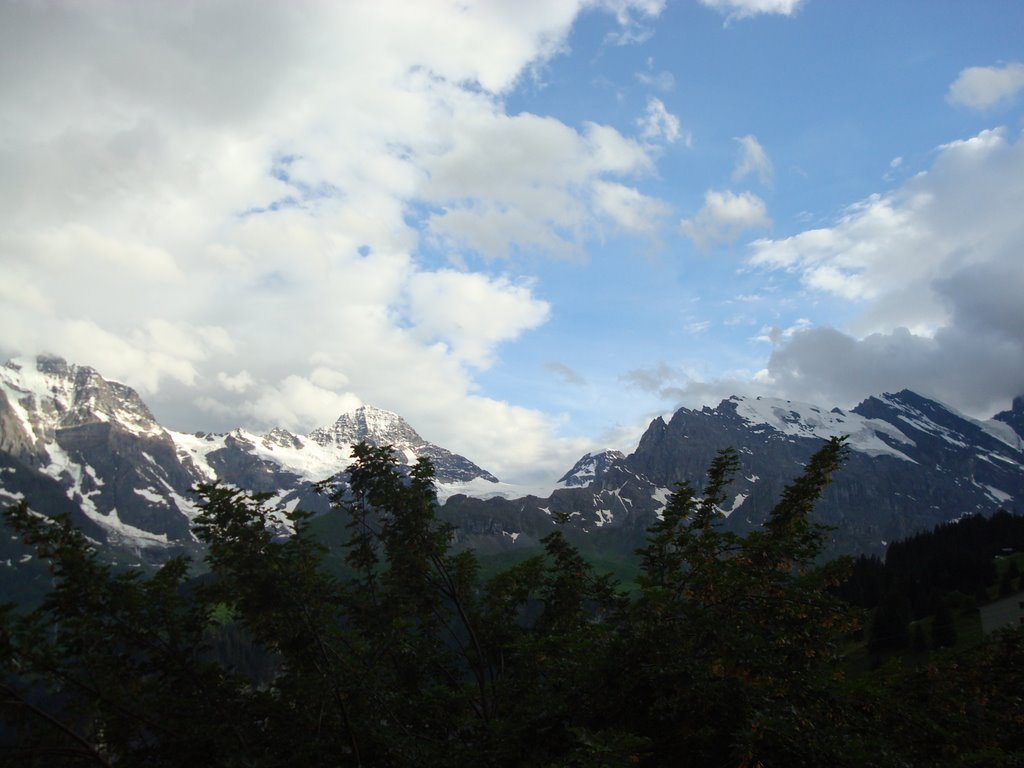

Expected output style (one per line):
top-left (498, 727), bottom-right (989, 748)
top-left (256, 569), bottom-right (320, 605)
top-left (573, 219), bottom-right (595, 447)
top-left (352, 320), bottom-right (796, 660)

top-left (2, 355), bottom-right (1021, 565)
top-left (0, 356), bottom-right (499, 565)
top-left (445, 392), bottom-right (1023, 558)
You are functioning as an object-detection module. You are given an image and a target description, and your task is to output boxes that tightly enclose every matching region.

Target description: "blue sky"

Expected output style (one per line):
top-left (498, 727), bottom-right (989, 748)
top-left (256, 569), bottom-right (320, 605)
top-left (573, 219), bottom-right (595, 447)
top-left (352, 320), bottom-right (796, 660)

top-left (2, 1), bottom-right (1023, 482)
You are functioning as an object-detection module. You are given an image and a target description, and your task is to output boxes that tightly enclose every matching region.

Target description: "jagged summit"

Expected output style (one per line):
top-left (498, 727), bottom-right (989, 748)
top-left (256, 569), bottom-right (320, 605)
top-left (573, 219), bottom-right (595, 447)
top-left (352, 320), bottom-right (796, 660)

top-left (1, 355), bottom-right (162, 449)
top-left (994, 395), bottom-right (1024, 440)
top-left (0, 356), bottom-right (501, 564)
top-left (306, 405), bottom-right (499, 484)
top-left (309, 405), bottom-right (423, 449)
top-left (2, 355), bottom-right (1020, 564)
top-left (558, 449), bottom-right (625, 487)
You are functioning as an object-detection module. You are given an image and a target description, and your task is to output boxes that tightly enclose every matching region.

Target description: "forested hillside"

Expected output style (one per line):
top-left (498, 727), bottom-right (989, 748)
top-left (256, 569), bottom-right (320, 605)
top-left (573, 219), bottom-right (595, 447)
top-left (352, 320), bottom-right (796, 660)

top-left (2, 440), bottom-right (1023, 767)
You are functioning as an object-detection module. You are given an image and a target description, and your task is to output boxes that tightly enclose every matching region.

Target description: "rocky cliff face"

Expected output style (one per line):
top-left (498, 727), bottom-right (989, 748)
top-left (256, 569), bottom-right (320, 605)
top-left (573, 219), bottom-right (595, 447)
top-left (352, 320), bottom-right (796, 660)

top-left (445, 392), bottom-right (1024, 558)
top-left (2, 355), bottom-right (1021, 569)
top-left (311, 406), bottom-right (499, 483)
top-left (994, 396), bottom-right (1024, 442)
top-left (0, 357), bottom-right (200, 559)
top-left (0, 356), bottom-right (499, 566)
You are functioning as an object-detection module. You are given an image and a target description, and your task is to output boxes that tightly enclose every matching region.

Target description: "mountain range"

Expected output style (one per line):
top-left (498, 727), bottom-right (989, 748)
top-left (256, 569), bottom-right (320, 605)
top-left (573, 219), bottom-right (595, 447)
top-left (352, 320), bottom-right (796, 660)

top-left (1, 355), bottom-right (1022, 578)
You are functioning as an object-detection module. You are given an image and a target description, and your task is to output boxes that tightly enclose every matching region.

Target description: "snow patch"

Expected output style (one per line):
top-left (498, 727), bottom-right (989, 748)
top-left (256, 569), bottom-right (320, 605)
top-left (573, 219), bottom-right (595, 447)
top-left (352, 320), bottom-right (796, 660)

top-left (723, 492), bottom-right (748, 516)
top-left (134, 487), bottom-right (168, 505)
top-left (730, 395), bottom-right (916, 461)
top-left (983, 485), bottom-right (1012, 504)
top-left (651, 486), bottom-right (672, 521)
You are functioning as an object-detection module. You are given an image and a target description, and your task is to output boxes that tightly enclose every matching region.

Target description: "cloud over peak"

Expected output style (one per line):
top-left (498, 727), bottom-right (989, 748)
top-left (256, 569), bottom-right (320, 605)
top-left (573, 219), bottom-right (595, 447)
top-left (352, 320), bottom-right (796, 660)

top-left (0, 0), bottom-right (672, 483)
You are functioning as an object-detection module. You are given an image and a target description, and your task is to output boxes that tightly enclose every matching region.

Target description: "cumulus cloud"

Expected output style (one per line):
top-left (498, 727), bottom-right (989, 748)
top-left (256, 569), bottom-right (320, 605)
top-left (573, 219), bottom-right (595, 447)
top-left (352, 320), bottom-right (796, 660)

top-left (749, 128), bottom-right (1024, 334)
top-left (423, 114), bottom-right (657, 259)
top-left (758, 318), bottom-right (1024, 418)
top-left (0, 0), bottom-right (669, 483)
top-left (681, 190), bottom-right (772, 251)
top-left (732, 135), bottom-right (773, 185)
top-left (405, 271), bottom-right (550, 368)
top-left (637, 97), bottom-right (686, 145)
top-left (947, 62), bottom-right (1024, 110)
top-left (218, 370), bottom-right (256, 394)
top-left (695, 127), bottom-right (1024, 416)
top-left (591, 180), bottom-right (673, 234)
top-left (699, 0), bottom-right (804, 22)
top-left (632, 126), bottom-right (1024, 421)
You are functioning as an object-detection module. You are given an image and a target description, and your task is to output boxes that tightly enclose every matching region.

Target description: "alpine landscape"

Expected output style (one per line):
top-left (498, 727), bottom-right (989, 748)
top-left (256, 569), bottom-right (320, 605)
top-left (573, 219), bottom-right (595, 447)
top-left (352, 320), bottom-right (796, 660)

top-left (3, 353), bottom-right (1020, 573)
top-left (3, 1), bottom-right (1024, 765)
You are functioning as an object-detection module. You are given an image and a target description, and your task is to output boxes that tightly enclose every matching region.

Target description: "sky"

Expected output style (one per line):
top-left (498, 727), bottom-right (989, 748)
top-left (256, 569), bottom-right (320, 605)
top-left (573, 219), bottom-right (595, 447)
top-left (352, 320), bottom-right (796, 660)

top-left (2, 0), bottom-right (1023, 484)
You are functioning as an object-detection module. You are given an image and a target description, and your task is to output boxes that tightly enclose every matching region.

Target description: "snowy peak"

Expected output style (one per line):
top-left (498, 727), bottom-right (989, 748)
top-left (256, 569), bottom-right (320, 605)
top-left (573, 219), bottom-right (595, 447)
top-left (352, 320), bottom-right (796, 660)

top-left (558, 450), bottom-right (625, 487)
top-left (304, 405), bottom-right (497, 483)
top-left (854, 391), bottom-right (1022, 453)
top-left (0, 357), bottom-right (502, 565)
top-left (309, 406), bottom-right (423, 450)
top-left (994, 396), bottom-right (1024, 443)
top-left (0, 356), bottom-right (162, 451)
top-left (723, 394), bottom-right (915, 461)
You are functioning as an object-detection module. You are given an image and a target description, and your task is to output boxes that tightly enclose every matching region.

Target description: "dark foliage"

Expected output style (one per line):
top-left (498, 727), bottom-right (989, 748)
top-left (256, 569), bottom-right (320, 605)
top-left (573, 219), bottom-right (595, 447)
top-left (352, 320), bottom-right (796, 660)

top-left (2, 437), bottom-right (1023, 767)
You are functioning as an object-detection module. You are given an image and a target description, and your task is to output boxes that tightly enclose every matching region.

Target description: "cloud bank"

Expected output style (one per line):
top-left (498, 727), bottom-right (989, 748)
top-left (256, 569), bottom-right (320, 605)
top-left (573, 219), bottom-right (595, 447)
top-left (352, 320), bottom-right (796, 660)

top-left (665, 127), bottom-right (1024, 417)
top-left (0, 0), bottom-right (668, 483)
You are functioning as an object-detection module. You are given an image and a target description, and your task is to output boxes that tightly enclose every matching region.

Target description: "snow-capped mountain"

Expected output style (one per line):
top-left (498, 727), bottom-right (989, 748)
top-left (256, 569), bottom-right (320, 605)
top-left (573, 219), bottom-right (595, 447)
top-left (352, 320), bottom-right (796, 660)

top-left (0, 356), bottom-right (199, 556)
top-left (310, 407), bottom-right (498, 483)
top-left (446, 392), bottom-right (1024, 558)
top-left (2, 354), bottom-right (1022, 570)
top-left (0, 356), bottom-right (498, 564)
top-left (557, 450), bottom-right (625, 487)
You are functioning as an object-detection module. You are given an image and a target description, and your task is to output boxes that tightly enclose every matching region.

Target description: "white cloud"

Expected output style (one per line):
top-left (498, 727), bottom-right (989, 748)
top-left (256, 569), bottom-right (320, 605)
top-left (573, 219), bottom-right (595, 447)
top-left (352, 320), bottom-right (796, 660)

top-left (636, 58), bottom-right (675, 91)
top-left (218, 370), bottom-right (255, 394)
top-left (244, 375), bottom-right (364, 434)
top-left (636, 70), bottom-right (676, 91)
top-left (684, 320), bottom-right (712, 334)
top-left (594, 0), bottom-right (667, 45)
top-left (646, 127), bottom-right (1024, 419)
top-left (405, 271), bottom-right (550, 368)
top-left (423, 113), bottom-right (657, 259)
top-left (732, 135), bottom-right (773, 185)
top-left (0, 0), bottom-right (670, 483)
top-left (637, 97), bottom-right (686, 144)
top-left (699, 0), bottom-right (804, 22)
top-left (681, 190), bottom-right (772, 251)
top-left (749, 128), bottom-right (1024, 334)
top-left (724, 127), bottom-right (1024, 415)
top-left (947, 62), bottom-right (1024, 110)
top-left (592, 181), bottom-right (673, 234)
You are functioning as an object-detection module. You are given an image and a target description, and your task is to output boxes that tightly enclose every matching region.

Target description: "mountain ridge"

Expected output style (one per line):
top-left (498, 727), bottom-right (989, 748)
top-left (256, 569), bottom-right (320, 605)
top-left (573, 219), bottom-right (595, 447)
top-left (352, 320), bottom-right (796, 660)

top-left (1, 355), bottom-right (1022, 567)
top-left (0, 356), bottom-right (499, 564)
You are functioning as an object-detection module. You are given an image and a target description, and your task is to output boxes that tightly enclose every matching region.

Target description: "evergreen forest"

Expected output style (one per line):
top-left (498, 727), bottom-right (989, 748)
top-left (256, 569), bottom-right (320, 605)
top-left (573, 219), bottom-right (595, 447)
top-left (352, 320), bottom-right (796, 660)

top-left (2, 438), bottom-right (1023, 767)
